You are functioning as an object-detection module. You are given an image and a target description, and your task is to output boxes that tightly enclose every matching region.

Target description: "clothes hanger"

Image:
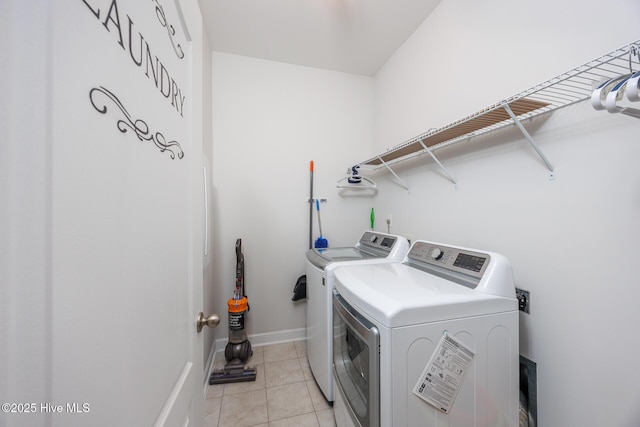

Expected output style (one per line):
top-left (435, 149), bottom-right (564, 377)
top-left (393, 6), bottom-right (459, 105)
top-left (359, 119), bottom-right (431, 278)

top-left (591, 73), bottom-right (632, 110)
top-left (605, 75), bottom-right (635, 112)
top-left (624, 70), bottom-right (640, 102)
top-left (602, 45), bottom-right (640, 116)
top-left (590, 44), bottom-right (640, 118)
top-left (336, 176), bottom-right (377, 189)
top-left (336, 165), bottom-right (377, 189)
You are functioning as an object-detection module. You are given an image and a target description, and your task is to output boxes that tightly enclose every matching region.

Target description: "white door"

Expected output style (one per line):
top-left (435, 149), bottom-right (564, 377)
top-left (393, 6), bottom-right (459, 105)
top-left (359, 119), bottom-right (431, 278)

top-left (1, 1), bottom-right (207, 426)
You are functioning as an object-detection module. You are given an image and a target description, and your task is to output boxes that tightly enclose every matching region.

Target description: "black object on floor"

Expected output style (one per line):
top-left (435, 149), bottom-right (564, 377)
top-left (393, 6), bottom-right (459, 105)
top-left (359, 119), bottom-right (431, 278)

top-left (292, 275), bottom-right (306, 301)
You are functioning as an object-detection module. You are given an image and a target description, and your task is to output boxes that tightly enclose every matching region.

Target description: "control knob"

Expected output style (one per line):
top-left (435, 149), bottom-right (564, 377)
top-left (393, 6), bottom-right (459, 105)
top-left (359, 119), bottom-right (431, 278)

top-left (430, 248), bottom-right (444, 260)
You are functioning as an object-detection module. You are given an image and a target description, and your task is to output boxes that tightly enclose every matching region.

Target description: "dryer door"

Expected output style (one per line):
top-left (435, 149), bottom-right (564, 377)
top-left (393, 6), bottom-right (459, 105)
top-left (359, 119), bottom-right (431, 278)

top-left (333, 290), bottom-right (380, 427)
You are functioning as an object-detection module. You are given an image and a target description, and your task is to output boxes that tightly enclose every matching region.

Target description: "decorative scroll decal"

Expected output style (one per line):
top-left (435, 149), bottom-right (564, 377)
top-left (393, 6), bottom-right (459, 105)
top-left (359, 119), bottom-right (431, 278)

top-left (153, 0), bottom-right (185, 59)
top-left (89, 86), bottom-right (184, 159)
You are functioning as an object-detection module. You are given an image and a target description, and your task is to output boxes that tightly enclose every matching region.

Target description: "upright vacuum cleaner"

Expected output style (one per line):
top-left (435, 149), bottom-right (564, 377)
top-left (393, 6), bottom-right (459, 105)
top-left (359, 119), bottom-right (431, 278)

top-left (209, 239), bottom-right (257, 385)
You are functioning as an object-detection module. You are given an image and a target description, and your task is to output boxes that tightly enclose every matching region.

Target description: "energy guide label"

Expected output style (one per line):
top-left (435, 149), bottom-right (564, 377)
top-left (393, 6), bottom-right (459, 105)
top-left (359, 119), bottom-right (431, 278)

top-left (412, 333), bottom-right (475, 413)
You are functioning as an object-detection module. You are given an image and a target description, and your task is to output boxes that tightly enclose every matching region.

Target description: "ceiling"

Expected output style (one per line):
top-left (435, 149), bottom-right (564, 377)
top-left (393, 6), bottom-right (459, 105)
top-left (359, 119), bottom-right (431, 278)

top-left (198, 0), bottom-right (442, 76)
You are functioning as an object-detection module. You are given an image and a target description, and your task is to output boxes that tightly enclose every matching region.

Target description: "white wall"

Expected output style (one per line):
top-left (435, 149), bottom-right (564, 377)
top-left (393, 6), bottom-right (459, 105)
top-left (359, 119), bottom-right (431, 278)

top-left (1, 4), bottom-right (52, 423)
top-left (210, 53), bottom-right (374, 341)
top-left (372, 0), bottom-right (640, 426)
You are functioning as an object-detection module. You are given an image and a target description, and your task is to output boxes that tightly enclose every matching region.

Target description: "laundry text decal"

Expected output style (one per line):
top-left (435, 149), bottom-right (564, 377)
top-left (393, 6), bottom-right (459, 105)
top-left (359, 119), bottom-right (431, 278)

top-left (81, 0), bottom-right (187, 117)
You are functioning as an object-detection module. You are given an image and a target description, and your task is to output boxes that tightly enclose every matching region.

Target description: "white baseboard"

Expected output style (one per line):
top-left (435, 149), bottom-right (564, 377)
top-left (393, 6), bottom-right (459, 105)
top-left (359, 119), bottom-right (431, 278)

top-left (203, 339), bottom-right (218, 396)
top-left (214, 327), bottom-right (306, 350)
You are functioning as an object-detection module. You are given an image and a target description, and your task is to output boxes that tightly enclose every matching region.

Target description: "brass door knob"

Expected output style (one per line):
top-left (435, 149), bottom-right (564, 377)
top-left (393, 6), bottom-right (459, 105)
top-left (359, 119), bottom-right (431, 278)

top-left (196, 312), bottom-right (220, 333)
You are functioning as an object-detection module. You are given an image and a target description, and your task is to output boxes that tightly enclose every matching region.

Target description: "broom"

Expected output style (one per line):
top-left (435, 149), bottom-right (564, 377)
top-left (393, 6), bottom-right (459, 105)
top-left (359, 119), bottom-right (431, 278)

top-left (314, 199), bottom-right (328, 249)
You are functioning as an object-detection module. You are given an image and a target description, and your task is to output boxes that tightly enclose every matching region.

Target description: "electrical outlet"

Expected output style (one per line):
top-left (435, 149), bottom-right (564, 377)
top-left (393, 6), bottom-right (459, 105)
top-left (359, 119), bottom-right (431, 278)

top-left (515, 288), bottom-right (530, 313)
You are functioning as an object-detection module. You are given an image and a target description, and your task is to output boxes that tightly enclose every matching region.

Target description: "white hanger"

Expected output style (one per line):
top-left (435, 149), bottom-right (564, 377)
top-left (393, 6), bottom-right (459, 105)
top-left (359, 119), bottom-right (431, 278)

top-left (591, 74), bottom-right (631, 110)
top-left (605, 75), bottom-right (631, 112)
top-left (604, 74), bottom-right (640, 118)
top-left (625, 70), bottom-right (640, 102)
top-left (336, 165), bottom-right (377, 189)
top-left (336, 176), bottom-right (377, 189)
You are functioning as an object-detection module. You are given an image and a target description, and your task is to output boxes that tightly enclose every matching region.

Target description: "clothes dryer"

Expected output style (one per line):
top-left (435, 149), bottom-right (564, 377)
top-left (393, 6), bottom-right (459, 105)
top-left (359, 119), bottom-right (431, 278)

top-left (305, 231), bottom-right (409, 402)
top-left (332, 240), bottom-right (519, 427)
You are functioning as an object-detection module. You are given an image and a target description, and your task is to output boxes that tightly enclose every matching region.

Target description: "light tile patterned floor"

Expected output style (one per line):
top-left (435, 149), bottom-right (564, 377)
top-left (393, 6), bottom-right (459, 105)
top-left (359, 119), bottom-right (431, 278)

top-left (204, 340), bottom-right (335, 427)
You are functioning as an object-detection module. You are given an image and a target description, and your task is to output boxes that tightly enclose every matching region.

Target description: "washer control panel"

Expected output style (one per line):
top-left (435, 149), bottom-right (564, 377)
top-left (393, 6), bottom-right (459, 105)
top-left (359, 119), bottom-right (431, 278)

top-left (408, 241), bottom-right (490, 279)
top-left (359, 231), bottom-right (397, 251)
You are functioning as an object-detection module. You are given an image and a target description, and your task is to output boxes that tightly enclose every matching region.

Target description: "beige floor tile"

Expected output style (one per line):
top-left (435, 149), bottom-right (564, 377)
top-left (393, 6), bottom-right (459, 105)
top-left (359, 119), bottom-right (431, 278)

top-left (266, 382), bottom-right (315, 421)
top-left (222, 364), bottom-right (265, 395)
top-left (268, 412), bottom-right (319, 427)
top-left (203, 397), bottom-right (221, 426)
top-left (300, 356), bottom-right (314, 381)
top-left (315, 408), bottom-right (335, 427)
top-left (218, 389), bottom-right (268, 427)
top-left (264, 359), bottom-right (305, 388)
top-left (262, 342), bottom-right (298, 362)
top-left (306, 380), bottom-right (330, 411)
top-left (294, 339), bottom-right (307, 359)
top-left (206, 340), bottom-right (336, 426)
top-left (204, 395), bottom-right (221, 414)
top-left (206, 382), bottom-right (224, 399)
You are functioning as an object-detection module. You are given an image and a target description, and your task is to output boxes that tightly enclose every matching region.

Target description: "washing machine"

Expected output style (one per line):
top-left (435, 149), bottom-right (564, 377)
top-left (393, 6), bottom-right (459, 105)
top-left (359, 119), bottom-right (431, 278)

top-left (332, 240), bottom-right (519, 427)
top-left (305, 231), bottom-right (410, 402)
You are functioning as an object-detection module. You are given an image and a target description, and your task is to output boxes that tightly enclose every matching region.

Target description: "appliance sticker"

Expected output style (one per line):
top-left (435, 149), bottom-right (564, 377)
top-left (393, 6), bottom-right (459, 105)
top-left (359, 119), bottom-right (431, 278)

top-left (412, 333), bottom-right (475, 413)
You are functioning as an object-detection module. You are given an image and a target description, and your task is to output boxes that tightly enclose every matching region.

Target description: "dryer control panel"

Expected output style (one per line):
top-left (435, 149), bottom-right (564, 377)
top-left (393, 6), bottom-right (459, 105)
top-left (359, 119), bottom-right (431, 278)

top-left (407, 241), bottom-right (490, 280)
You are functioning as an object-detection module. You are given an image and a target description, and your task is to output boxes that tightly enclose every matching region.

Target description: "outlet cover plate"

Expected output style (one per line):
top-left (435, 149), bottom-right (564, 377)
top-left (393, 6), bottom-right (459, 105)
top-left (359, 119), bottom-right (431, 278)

top-left (516, 288), bottom-right (530, 313)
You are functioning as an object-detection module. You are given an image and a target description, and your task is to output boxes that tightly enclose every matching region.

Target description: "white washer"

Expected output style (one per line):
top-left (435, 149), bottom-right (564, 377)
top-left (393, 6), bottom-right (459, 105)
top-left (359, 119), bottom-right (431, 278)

top-left (332, 240), bottom-right (519, 427)
top-left (305, 231), bottom-right (410, 402)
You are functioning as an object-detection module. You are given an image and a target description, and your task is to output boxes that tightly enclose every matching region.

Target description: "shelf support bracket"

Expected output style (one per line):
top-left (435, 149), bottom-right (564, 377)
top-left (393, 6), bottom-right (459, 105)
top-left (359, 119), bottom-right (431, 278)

top-left (501, 102), bottom-right (555, 173)
top-left (377, 156), bottom-right (410, 191)
top-left (418, 140), bottom-right (457, 186)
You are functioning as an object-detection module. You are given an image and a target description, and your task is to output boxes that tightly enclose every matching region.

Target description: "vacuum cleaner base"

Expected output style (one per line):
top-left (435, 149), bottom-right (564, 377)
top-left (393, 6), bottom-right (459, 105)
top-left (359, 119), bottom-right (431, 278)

top-left (209, 359), bottom-right (257, 385)
top-left (209, 340), bottom-right (257, 385)
top-left (225, 340), bottom-right (253, 363)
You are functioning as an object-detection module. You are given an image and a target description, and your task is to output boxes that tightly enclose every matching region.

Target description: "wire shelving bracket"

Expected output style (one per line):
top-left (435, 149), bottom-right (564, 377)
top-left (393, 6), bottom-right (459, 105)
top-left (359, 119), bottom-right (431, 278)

top-left (501, 101), bottom-right (555, 177)
top-left (378, 155), bottom-right (409, 191)
top-left (417, 139), bottom-right (457, 187)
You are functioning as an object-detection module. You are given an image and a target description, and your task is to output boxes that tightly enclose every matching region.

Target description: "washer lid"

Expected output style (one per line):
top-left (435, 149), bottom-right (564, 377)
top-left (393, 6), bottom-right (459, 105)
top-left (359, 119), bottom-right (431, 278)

top-left (306, 246), bottom-right (378, 269)
top-left (334, 263), bottom-right (517, 328)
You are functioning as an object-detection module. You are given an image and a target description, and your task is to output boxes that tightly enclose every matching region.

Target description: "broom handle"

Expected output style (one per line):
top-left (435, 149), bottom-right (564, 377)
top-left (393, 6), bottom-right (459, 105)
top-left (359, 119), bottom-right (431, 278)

top-left (316, 199), bottom-right (323, 237)
top-left (309, 161), bottom-right (314, 249)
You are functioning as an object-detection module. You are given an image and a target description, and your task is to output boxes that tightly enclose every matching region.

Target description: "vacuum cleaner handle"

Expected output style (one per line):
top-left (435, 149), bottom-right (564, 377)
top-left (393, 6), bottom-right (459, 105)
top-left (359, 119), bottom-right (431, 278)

top-left (235, 238), bottom-right (245, 295)
top-left (235, 238), bottom-right (248, 311)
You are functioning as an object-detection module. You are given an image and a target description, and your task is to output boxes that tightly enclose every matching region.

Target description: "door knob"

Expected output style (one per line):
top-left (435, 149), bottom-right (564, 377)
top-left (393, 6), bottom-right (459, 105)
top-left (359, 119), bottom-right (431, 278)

top-left (197, 312), bottom-right (220, 333)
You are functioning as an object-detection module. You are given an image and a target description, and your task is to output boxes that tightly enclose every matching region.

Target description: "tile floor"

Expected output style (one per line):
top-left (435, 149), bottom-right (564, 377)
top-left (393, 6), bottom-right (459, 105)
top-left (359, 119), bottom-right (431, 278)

top-left (204, 340), bottom-right (336, 427)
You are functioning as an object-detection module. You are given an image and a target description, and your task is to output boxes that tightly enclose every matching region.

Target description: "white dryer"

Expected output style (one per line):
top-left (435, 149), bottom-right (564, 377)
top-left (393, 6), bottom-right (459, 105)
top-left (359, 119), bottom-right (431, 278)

top-left (305, 231), bottom-right (410, 402)
top-left (332, 240), bottom-right (519, 427)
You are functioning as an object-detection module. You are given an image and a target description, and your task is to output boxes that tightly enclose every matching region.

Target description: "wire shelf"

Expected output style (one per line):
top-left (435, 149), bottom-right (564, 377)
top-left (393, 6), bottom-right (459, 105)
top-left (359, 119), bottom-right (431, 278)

top-left (361, 40), bottom-right (640, 169)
